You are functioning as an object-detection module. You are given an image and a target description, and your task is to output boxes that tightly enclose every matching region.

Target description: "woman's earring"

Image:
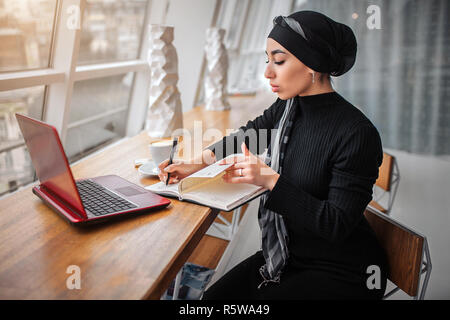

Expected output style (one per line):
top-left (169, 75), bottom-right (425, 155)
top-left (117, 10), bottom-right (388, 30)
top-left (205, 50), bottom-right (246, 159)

top-left (311, 72), bottom-right (315, 84)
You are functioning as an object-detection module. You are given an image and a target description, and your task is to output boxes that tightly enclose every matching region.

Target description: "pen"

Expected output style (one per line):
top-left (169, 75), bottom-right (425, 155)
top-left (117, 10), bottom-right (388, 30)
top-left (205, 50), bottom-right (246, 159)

top-left (166, 136), bottom-right (179, 186)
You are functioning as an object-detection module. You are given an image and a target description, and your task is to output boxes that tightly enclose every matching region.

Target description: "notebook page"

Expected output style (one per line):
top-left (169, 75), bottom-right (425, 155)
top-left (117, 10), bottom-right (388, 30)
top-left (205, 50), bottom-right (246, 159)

top-left (184, 177), bottom-right (263, 209)
top-left (145, 181), bottom-right (181, 199)
top-left (188, 154), bottom-right (239, 178)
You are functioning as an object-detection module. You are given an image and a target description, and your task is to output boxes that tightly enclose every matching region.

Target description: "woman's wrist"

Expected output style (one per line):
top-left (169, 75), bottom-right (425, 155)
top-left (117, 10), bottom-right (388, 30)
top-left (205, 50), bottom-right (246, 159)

top-left (200, 149), bottom-right (216, 168)
top-left (266, 173), bottom-right (280, 191)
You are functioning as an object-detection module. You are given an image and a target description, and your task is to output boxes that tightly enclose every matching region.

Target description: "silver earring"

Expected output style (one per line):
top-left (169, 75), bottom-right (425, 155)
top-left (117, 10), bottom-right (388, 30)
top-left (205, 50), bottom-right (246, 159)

top-left (312, 72), bottom-right (315, 84)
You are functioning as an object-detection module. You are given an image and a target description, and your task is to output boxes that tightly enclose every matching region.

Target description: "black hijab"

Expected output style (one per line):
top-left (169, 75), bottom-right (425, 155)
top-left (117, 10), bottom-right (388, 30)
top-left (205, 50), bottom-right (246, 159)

top-left (268, 11), bottom-right (357, 76)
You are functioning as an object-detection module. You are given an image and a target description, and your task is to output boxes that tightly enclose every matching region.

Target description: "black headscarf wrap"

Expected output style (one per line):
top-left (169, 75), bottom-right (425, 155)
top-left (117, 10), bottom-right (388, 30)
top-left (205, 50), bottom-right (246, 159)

top-left (268, 11), bottom-right (357, 76)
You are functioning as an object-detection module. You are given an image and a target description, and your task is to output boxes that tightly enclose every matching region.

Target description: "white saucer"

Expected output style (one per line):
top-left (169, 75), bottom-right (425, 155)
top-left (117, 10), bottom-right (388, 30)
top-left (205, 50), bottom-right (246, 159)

top-left (138, 161), bottom-right (160, 176)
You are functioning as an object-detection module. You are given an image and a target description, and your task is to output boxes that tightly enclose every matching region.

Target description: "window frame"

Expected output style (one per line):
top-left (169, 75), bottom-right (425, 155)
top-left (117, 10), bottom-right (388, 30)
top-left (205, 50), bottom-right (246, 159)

top-left (0, 0), bottom-right (152, 154)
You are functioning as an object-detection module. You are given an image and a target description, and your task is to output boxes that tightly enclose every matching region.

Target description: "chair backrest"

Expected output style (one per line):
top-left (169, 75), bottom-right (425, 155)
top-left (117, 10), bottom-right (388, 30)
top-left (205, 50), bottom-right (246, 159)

top-left (375, 152), bottom-right (394, 191)
top-left (364, 207), bottom-right (424, 297)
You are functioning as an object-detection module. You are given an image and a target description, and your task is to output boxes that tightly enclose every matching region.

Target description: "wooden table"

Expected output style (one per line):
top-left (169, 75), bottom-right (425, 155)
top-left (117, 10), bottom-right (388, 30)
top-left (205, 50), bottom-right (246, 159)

top-left (0, 92), bottom-right (272, 299)
top-left (0, 130), bottom-right (222, 299)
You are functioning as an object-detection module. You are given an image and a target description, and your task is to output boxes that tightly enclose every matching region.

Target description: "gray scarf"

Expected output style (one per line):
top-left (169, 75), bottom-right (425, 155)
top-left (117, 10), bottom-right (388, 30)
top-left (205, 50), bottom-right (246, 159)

top-left (258, 98), bottom-right (297, 288)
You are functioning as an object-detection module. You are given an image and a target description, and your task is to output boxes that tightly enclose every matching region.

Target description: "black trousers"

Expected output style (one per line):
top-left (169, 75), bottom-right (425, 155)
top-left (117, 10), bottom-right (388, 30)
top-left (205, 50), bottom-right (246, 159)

top-left (203, 251), bottom-right (386, 300)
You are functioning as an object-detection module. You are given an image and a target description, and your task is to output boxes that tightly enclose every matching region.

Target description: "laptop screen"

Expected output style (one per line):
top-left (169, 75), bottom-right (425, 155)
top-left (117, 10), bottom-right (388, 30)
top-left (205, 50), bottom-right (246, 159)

top-left (15, 114), bottom-right (85, 216)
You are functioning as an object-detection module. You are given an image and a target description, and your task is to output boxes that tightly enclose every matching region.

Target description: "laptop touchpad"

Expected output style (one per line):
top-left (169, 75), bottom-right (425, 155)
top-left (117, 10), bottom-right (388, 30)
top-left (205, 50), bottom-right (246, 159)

top-left (114, 186), bottom-right (145, 197)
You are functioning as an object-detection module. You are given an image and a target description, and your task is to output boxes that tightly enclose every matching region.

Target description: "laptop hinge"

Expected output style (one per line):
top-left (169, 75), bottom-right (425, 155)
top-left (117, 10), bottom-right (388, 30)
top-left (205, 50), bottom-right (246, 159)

top-left (38, 185), bottom-right (86, 220)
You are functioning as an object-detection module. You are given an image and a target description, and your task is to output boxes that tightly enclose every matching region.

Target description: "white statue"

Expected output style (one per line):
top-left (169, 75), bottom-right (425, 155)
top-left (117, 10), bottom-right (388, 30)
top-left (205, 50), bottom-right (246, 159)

top-left (146, 25), bottom-right (183, 138)
top-left (204, 28), bottom-right (230, 110)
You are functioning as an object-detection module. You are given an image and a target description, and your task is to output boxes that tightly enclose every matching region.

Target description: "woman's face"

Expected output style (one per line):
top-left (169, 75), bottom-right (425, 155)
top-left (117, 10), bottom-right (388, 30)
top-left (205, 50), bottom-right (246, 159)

top-left (264, 38), bottom-right (313, 99)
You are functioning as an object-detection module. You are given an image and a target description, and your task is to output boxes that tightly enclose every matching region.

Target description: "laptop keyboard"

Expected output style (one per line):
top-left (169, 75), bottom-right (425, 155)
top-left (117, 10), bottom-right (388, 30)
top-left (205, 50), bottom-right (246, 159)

top-left (76, 179), bottom-right (137, 217)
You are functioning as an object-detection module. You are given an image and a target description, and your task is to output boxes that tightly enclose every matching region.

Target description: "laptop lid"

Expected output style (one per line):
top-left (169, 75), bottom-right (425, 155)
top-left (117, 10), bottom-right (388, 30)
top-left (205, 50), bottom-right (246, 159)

top-left (15, 114), bottom-right (87, 218)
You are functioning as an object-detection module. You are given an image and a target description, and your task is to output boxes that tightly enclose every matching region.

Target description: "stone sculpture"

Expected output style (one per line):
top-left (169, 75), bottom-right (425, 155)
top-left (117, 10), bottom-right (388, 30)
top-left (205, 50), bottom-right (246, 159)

top-left (146, 25), bottom-right (183, 138)
top-left (204, 28), bottom-right (230, 111)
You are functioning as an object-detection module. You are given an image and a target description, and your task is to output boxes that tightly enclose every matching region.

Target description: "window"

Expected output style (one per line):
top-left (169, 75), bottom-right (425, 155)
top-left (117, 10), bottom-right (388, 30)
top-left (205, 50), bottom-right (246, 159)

top-left (78, 0), bottom-right (147, 65)
top-left (0, 86), bottom-right (45, 195)
top-left (0, 0), bottom-right (151, 196)
top-left (0, 0), bottom-right (58, 72)
top-left (67, 0), bottom-right (148, 162)
top-left (66, 72), bottom-right (133, 161)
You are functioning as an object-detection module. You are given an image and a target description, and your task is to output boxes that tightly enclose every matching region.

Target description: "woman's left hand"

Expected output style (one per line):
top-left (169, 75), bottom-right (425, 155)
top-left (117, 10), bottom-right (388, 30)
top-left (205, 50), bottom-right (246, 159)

top-left (219, 142), bottom-right (280, 191)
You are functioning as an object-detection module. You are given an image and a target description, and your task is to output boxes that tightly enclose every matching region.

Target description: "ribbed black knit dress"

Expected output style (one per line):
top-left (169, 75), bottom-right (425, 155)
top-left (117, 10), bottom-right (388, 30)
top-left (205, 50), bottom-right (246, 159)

top-left (203, 91), bottom-right (389, 300)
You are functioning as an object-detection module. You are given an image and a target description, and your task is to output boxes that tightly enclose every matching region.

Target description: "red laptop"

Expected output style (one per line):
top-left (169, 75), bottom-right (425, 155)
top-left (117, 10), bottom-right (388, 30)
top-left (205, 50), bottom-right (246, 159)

top-left (16, 113), bottom-right (170, 225)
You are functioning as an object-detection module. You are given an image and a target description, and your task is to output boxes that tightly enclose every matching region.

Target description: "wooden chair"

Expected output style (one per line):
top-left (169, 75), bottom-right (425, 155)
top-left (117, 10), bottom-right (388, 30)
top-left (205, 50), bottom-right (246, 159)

top-left (364, 207), bottom-right (432, 299)
top-left (369, 152), bottom-right (400, 215)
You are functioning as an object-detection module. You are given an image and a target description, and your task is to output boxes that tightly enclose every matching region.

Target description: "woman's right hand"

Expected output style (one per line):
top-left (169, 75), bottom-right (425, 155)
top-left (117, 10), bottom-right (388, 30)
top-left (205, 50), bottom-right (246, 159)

top-left (157, 149), bottom-right (216, 184)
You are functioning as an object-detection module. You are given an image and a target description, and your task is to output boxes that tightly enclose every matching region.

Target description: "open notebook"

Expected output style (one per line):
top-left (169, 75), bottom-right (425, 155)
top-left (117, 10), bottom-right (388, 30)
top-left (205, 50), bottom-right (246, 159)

top-left (145, 154), bottom-right (268, 211)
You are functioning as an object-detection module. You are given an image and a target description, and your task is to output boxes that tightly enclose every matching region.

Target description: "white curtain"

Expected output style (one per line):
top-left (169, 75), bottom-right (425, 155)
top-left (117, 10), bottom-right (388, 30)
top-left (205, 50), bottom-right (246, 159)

top-left (294, 0), bottom-right (450, 156)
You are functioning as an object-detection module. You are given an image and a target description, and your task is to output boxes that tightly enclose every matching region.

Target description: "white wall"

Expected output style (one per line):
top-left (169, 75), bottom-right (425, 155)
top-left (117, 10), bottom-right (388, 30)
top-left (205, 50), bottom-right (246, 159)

top-left (151, 0), bottom-right (218, 113)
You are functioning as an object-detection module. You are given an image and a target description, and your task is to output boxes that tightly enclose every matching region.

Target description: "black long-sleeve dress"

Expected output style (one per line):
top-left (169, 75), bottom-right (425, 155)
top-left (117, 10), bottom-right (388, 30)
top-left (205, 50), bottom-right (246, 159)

top-left (203, 91), bottom-right (388, 300)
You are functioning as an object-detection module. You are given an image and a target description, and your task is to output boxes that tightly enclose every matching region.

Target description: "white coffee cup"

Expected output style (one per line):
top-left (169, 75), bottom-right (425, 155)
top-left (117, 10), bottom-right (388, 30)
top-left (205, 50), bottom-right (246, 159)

top-left (149, 140), bottom-right (173, 166)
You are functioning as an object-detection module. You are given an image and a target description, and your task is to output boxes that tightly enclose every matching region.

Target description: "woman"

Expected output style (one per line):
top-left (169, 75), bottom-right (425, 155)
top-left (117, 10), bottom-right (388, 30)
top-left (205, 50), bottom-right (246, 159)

top-left (158, 11), bottom-right (388, 300)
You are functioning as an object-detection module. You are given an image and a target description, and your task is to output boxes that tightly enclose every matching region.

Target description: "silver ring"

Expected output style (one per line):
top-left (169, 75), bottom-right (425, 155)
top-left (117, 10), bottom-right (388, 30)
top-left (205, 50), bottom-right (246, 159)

top-left (239, 168), bottom-right (243, 177)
